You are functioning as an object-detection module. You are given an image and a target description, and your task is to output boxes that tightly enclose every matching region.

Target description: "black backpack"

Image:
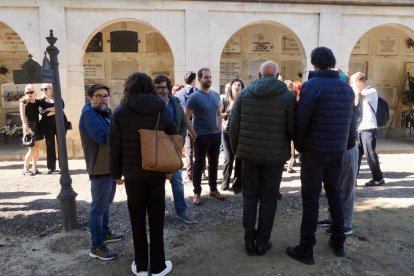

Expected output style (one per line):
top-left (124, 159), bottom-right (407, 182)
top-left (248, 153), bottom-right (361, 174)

top-left (369, 96), bottom-right (389, 128)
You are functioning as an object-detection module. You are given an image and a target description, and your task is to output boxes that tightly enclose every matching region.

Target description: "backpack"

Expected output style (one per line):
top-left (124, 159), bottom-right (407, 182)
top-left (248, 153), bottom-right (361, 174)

top-left (368, 96), bottom-right (389, 127)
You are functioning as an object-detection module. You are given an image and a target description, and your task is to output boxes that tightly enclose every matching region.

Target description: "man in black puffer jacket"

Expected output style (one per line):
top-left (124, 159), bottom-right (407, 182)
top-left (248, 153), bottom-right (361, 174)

top-left (287, 47), bottom-right (355, 265)
top-left (230, 61), bottom-right (296, 256)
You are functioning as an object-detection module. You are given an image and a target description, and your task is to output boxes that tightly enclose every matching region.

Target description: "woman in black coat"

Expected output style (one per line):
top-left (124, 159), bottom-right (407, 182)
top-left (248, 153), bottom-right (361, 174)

top-left (109, 72), bottom-right (176, 276)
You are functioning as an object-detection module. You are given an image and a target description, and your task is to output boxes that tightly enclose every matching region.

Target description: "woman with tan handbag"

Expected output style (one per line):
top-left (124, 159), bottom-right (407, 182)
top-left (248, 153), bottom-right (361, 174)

top-left (109, 72), bottom-right (177, 276)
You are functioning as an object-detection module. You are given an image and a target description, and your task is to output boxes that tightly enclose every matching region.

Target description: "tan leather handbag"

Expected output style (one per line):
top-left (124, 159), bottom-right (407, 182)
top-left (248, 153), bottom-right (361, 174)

top-left (139, 113), bottom-right (183, 172)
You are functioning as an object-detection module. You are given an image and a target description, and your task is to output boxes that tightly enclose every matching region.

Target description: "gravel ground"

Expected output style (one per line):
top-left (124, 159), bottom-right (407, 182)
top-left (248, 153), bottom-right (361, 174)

top-left (0, 154), bottom-right (413, 275)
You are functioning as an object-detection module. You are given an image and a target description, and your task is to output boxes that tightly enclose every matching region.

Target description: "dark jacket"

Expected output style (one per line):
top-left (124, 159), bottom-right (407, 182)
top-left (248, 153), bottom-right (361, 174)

top-left (79, 103), bottom-right (112, 177)
top-left (229, 76), bottom-right (296, 165)
top-left (109, 93), bottom-right (177, 180)
top-left (295, 70), bottom-right (355, 154)
top-left (220, 96), bottom-right (231, 132)
top-left (168, 94), bottom-right (187, 138)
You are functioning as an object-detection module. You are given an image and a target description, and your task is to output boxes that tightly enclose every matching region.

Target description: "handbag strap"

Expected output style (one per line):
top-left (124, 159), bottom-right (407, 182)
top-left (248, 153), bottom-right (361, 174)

top-left (154, 113), bottom-right (160, 130)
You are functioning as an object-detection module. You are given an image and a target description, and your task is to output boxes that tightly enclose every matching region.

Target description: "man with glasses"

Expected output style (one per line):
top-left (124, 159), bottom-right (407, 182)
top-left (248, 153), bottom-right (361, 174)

top-left (153, 75), bottom-right (197, 224)
top-left (79, 84), bottom-right (123, 261)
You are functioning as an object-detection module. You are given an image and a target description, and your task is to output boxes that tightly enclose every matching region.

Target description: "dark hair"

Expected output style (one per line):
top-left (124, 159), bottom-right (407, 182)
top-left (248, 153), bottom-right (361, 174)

top-left (310, 47), bottom-right (336, 70)
top-left (153, 75), bottom-right (172, 91)
top-left (228, 79), bottom-right (245, 101)
top-left (197, 67), bottom-right (210, 79)
top-left (184, 71), bottom-right (196, 84)
top-left (87, 84), bottom-right (110, 97)
top-left (121, 72), bottom-right (155, 104)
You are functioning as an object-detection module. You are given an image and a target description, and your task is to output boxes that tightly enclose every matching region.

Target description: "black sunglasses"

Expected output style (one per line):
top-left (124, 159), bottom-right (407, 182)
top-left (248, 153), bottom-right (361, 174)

top-left (25, 91), bottom-right (35, 95)
top-left (40, 88), bottom-right (49, 91)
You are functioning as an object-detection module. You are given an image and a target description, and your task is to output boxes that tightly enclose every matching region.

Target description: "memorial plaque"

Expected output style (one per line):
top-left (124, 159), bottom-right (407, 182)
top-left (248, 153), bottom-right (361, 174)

top-left (248, 33), bottom-right (274, 53)
top-left (220, 59), bottom-right (241, 82)
top-left (223, 35), bottom-right (241, 53)
top-left (109, 83), bottom-right (125, 108)
top-left (352, 37), bottom-right (369, 55)
top-left (349, 61), bottom-right (367, 76)
top-left (146, 32), bottom-right (170, 53)
top-left (373, 60), bottom-right (398, 82)
top-left (0, 29), bottom-right (26, 52)
top-left (247, 59), bottom-right (266, 83)
top-left (376, 36), bottom-right (399, 56)
top-left (111, 59), bottom-right (138, 79)
top-left (1, 83), bottom-right (26, 108)
top-left (84, 58), bottom-right (105, 80)
top-left (0, 58), bottom-right (26, 82)
top-left (281, 35), bottom-right (301, 55)
top-left (86, 32), bottom-right (103, 52)
top-left (280, 60), bottom-right (303, 81)
top-left (110, 31), bottom-right (138, 52)
top-left (376, 85), bottom-right (395, 107)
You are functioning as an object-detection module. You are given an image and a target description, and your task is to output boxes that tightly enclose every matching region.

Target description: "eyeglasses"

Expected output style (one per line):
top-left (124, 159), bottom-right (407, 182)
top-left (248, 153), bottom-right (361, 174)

top-left (156, 86), bottom-right (168, 91)
top-left (25, 91), bottom-right (35, 95)
top-left (40, 88), bottom-right (50, 91)
top-left (93, 94), bottom-right (110, 99)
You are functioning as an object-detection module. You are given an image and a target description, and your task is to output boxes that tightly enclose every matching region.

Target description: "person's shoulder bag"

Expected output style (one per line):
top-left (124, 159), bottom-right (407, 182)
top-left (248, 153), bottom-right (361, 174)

top-left (139, 113), bottom-right (183, 173)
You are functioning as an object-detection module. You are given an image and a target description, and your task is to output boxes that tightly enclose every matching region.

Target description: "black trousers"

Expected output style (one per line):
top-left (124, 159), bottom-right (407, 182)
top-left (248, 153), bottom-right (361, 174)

top-left (192, 133), bottom-right (221, 195)
top-left (222, 131), bottom-right (241, 190)
top-left (242, 160), bottom-right (283, 247)
top-left (357, 129), bottom-right (383, 181)
top-left (125, 174), bottom-right (166, 274)
top-left (300, 151), bottom-right (346, 251)
top-left (42, 121), bottom-right (57, 171)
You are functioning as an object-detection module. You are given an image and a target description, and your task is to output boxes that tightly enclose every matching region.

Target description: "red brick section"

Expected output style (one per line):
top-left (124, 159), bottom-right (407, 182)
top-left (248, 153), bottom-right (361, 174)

top-left (177, 0), bottom-right (414, 7)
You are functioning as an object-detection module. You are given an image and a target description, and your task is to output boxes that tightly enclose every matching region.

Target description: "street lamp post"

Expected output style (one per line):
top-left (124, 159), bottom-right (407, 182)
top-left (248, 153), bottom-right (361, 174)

top-left (45, 30), bottom-right (78, 231)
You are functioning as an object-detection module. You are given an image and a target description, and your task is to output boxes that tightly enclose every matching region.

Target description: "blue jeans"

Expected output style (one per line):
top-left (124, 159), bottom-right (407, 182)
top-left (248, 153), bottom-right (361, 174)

top-left (89, 176), bottom-right (116, 249)
top-left (169, 169), bottom-right (187, 214)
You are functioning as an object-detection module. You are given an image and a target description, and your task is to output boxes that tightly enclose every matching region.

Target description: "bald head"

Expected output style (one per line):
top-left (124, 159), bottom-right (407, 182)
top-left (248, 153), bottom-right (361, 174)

top-left (259, 61), bottom-right (279, 78)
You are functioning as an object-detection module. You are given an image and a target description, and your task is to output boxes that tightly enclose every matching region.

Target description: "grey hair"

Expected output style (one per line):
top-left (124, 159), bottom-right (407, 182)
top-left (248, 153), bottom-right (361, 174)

top-left (259, 60), bottom-right (279, 77)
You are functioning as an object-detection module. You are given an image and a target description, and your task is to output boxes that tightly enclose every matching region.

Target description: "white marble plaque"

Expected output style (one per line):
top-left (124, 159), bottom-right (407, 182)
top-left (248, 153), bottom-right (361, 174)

top-left (248, 33), bottom-right (274, 53)
top-left (223, 35), bottom-right (241, 53)
top-left (1, 83), bottom-right (26, 108)
top-left (349, 61), bottom-right (368, 77)
top-left (84, 58), bottom-right (105, 80)
top-left (352, 37), bottom-right (369, 55)
top-left (111, 59), bottom-right (138, 79)
top-left (280, 60), bottom-right (303, 81)
top-left (247, 59), bottom-right (266, 83)
top-left (109, 83), bottom-right (124, 109)
top-left (0, 30), bottom-right (26, 52)
top-left (373, 60), bottom-right (399, 82)
top-left (220, 59), bottom-right (241, 81)
top-left (376, 36), bottom-right (399, 56)
top-left (281, 35), bottom-right (301, 55)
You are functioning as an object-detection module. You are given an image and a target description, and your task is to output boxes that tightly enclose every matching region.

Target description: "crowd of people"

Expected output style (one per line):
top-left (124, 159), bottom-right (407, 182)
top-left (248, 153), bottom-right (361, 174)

top-left (20, 45), bottom-right (386, 275)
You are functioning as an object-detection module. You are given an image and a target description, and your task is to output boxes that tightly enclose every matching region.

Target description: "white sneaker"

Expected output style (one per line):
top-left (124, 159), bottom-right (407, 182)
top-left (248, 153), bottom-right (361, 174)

top-left (131, 261), bottom-right (148, 276)
top-left (152, 260), bottom-right (172, 276)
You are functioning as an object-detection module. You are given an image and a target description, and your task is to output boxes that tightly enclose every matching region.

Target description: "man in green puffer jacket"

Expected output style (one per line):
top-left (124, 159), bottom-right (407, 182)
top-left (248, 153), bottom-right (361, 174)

top-left (229, 60), bottom-right (295, 256)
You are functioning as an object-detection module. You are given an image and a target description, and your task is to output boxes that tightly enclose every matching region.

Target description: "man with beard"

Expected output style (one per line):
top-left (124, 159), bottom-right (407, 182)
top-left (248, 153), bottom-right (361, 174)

top-left (79, 84), bottom-right (123, 260)
top-left (185, 68), bottom-right (224, 205)
top-left (153, 75), bottom-right (197, 224)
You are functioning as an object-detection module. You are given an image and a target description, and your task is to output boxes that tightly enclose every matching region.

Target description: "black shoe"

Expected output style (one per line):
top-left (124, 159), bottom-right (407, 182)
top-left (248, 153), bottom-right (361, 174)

top-left (317, 219), bottom-right (332, 227)
top-left (286, 245), bottom-right (315, 265)
top-left (329, 238), bottom-right (346, 257)
top-left (365, 179), bottom-right (385, 187)
top-left (256, 242), bottom-right (272, 256)
top-left (47, 169), bottom-right (53, 174)
top-left (232, 187), bottom-right (241, 195)
top-left (245, 239), bottom-right (256, 256)
top-left (221, 186), bottom-right (229, 191)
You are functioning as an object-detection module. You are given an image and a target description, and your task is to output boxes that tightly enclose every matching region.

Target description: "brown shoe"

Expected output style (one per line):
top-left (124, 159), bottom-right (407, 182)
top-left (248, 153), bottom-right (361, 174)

top-left (192, 194), bottom-right (202, 206)
top-left (209, 190), bottom-right (225, 201)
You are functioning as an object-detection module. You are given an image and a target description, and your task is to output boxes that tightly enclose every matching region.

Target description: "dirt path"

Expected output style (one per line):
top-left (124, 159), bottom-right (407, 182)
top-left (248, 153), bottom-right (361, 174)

top-left (0, 154), bottom-right (413, 275)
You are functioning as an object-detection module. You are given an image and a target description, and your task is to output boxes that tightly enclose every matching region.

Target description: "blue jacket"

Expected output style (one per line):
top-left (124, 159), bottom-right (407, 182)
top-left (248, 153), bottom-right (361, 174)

top-left (79, 103), bottom-right (112, 176)
top-left (295, 70), bottom-right (355, 154)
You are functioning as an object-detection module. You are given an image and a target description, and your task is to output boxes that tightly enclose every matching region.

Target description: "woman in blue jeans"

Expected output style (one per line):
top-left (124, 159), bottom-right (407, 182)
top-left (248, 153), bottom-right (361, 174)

top-left (109, 72), bottom-right (177, 276)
